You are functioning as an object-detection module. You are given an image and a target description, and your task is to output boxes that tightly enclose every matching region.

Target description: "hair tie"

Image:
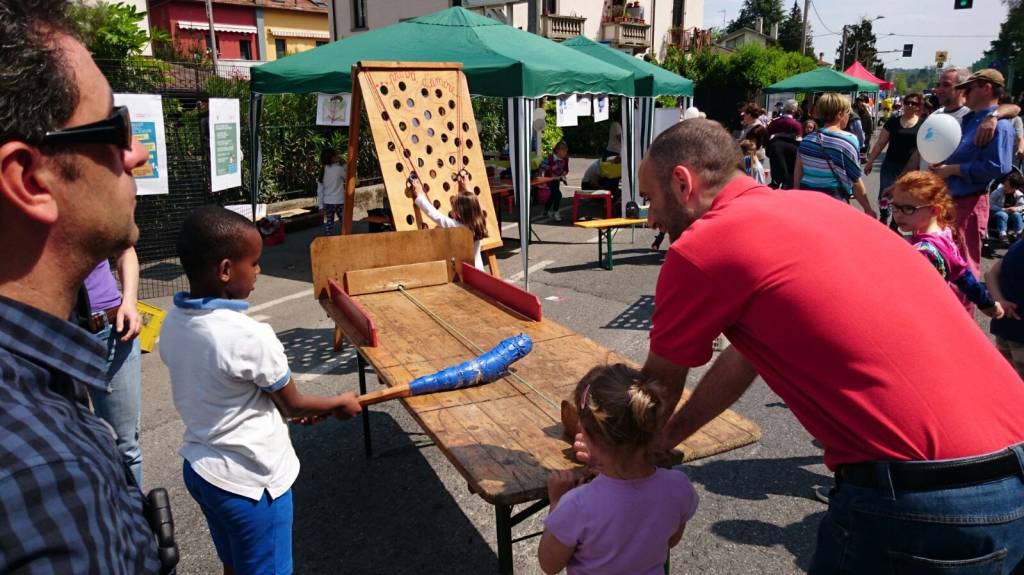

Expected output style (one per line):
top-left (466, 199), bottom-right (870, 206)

top-left (579, 383), bottom-right (591, 412)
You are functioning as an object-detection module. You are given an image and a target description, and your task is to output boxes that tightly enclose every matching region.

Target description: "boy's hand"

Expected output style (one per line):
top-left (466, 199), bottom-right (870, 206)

top-left (997, 298), bottom-right (1020, 320)
top-left (332, 392), bottom-right (362, 420)
top-left (982, 301), bottom-right (1005, 320)
top-left (408, 173), bottom-right (425, 197)
top-left (546, 470), bottom-right (580, 508)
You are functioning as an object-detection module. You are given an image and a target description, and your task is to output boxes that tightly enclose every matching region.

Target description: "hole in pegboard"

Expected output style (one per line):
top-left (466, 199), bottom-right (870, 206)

top-left (446, 121), bottom-right (455, 131)
top-left (411, 134), bottom-right (420, 144)
top-left (448, 156), bottom-right (456, 165)
top-left (441, 134), bottom-right (449, 143)
top-left (412, 117), bottom-right (420, 128)
top-left (462, 122), bottom-right (470, 131)
top-left (473, 186), bottom-right (481, 195)
top-left (420, 88), bottom-right (429, 97)
top-left (448, 211), bottom-right (455, 219)
top-left (406, 98), bottom-right (415, 108)
top-left (424, 110), bottom-right (432, 120)
top-left (380, 85), bottom-right (389, 95)
top-left (427, 128), bottom-right (435, 137)
top-left (395, 163), bottom-right (404, 172)
top-left (434, 89), bottom-right (442, 98)
top-left (403, 149), bottom-right (411, 158)
top-left (387, 142), bottom-right (396, 152)
top-left (442, 181), bottom-right (451, 191)
top-left (438, 107), bottom-right (446, 116)
top-left (417, 158), bottom-right (425, 168)
top-left (436, 158), bottom-right (444, 168)
top-left (406, 214), bottom-right (414, 225)
top-left (462, 156), bottom-right (469, 166)
top-left (420, 222), bottom-right (430, 230)
top-left (392, 99), bottom-right (401, 109)
top-left (466, 171), bottom-right (473, 180)
top-left (448, 100), bottom-right (456, 110)
top-left (466, 139), bottom-right (474, 149)
top-left (454, 137), bottom-right (461, 147)
top-left (426, 145), bottom-right (433, 155)
top-left (423, 183), bottom-right (430, 192)
top-left (429, 169), bottom-right (437, 178)
top-left (398, 121), bottom-right (407, 131)
top-left (381, 111), bottom-right (389, 121)
top-left (482, 210), bottom-right (488, 219)
top-left (398, 81), bottom-right (407, 91)
top-left (433, 199), bottom-right (441, 209)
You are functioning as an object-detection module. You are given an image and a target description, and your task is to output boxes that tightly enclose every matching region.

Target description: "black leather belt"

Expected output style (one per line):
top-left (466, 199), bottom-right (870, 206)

top-left (80, 307), bottom-right (119, 333)
top-left (837, 448), bottom-right (1022, 492)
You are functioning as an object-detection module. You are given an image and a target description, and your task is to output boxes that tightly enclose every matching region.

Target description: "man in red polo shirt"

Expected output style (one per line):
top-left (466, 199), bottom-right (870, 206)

top-left (626, 119), bottom-right (1024, 571)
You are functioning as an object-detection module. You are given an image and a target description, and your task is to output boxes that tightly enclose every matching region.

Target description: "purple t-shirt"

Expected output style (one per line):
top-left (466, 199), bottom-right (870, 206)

top-left (84, 260), bottom-right (122, 313)
top-left (544, 468), bottom-right (699, 575)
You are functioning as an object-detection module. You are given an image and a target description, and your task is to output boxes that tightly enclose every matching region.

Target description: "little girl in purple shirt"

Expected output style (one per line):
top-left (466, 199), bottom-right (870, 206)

top-left (538, 364), bottom-right (698, 575)
top-left (891, 171), bottom-right (1003, 319)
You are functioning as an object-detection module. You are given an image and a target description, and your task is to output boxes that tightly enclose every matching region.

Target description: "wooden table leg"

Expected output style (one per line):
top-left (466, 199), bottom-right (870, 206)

top-left (357, 354), bottom-right (372, 458)
top-left (486, 251), bottom-right (501, 277)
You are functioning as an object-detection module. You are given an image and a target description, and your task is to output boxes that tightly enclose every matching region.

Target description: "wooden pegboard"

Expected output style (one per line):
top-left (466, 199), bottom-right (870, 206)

top-left (355, 62), bottom-right (502, 252)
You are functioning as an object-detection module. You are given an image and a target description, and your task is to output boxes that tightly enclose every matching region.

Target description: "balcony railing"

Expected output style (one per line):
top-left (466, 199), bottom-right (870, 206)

top-left (601, 21), bottom-right (651, 51)
top-left (541, 14), bottom-right (586, 42)
top-left (669, 26), bottom-right (713, 52)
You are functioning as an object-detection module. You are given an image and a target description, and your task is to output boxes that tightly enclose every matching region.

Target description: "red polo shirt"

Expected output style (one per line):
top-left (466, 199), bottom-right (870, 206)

top-left (650, 176), bottom-right (1024, 470)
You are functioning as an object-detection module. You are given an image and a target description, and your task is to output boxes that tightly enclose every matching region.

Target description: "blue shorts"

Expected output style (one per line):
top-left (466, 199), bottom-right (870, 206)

top-left (182, 460), bottom-right (293, 574)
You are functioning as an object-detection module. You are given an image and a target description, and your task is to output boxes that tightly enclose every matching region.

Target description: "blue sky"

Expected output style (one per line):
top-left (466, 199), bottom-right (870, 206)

top-left (702, 0), bottom-right (1010, 73)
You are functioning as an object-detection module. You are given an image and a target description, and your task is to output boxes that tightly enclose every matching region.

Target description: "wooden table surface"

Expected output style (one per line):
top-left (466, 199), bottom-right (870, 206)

top-left (573, 217), bottom-right (648, 229)
top-left (344, 281), bottom-right (760, 506)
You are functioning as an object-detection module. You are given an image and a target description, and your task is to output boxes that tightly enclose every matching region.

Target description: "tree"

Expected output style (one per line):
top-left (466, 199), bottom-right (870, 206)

top-left (985, 0), bottom-right (1023, 94)
top-left (778, 1), bottom-right (813, 56)
top-left (834, 19), bottom-right (882, 74)
top-left (726, 0), bottom-right (785, 34)
top-left (68, 1), bottom-right (168, 61)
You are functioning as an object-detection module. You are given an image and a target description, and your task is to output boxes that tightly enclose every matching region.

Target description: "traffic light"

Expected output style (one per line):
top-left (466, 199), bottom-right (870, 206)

top-left (903, 44), bottom-right (913, 57)
top-left (954, 0), bottom-right (973, 8)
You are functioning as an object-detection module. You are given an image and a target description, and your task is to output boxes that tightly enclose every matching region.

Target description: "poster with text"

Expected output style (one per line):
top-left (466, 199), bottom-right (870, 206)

top-left (576, 94), bottom-right (592, 117)
top-left (113, 93), bottom-right (168, 195)
top-left (556, 94), bottom-right (578, 127)
top-left (209, 98), bottom-right (242, 192)
top-left (316, 93), bottom-right (352, 126)
top-left (593, 95), bottom-right (609, 123)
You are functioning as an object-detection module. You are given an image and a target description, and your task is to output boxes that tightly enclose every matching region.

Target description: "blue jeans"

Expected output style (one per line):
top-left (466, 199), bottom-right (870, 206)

top-left (88, 320), bottom-right (143, 488)
top-left (992, 209), bottom-right (1023, 236)
top-left (183, 461), bottom-right (293, 574)
top-left (810, 446), bottom-right (1024, 574)
top-left (877, 161), bottom-right (902, 225)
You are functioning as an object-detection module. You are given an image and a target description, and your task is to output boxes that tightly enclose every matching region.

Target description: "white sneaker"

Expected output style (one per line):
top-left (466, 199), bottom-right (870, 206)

top-left (552, 211), bottom-right (562, 222)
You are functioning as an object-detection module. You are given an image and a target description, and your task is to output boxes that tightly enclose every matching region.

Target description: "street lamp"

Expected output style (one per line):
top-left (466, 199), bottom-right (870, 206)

top-left (841, 15), bottom-right (885, 70)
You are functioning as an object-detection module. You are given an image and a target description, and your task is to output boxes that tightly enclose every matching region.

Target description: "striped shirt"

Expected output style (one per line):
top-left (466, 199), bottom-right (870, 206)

top-left (797, 128), bottom-right (862, 197)
top-left (0, 295), bottom-right (159, 574)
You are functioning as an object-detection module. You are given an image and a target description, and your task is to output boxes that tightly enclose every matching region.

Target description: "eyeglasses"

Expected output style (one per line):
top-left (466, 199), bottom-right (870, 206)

top-left (904, 101), bottom-right (921, 107)
top-left (41, 106), bottom-right (133, 150)
top-left (892, 202), bottom-right (932, 215)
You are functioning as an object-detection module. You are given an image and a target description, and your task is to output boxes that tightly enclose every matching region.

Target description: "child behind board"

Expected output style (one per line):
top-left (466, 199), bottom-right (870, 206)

top-left (160, 206), bottom-right (361, 574)
top-left (740, 139), bottom-right (767, 185)
top-left (540, 140), bottom-right (571, 222)
top-left (892, 171), bottom-right (1004, 319)
top-left (409, 172), bottom-right (489, 271)
top-left (317, 149), bottom-right (347, 235)
top-left (538, 364), bottom-right (699, 575)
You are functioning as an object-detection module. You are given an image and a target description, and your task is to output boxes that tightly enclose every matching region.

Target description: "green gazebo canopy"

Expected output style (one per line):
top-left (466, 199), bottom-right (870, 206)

top-left (764, 67), bottom-right (880, 94)
top-left (563, 35), bottom-right (693, 97)
top-left (250, 7), bottom-right (635, 97)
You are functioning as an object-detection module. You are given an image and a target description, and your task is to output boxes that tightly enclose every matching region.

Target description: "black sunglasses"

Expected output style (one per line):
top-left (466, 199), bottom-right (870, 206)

top-left (892, 202), bottom-right (932, 215)
top-left (41, 106), bottom-right (133, 150)
top-left (904, 101), bottom-right (921, 106)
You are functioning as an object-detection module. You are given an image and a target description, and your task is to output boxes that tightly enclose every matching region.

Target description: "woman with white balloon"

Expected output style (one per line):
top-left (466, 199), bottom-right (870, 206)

top-left (864, 92), bottom-right (923, 227)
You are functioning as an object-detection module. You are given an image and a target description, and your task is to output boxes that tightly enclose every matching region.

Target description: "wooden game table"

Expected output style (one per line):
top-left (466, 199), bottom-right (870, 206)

top-left (312, 228), bottom-right (760, 574)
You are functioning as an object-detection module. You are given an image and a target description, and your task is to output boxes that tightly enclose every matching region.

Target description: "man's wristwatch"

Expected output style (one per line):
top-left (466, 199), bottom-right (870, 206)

top-left (987, 109), bottom-right (1000, 120)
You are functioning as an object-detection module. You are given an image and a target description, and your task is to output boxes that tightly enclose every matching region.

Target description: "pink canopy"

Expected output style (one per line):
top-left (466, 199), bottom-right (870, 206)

top-left (843, 61), bottom-right (894, 90)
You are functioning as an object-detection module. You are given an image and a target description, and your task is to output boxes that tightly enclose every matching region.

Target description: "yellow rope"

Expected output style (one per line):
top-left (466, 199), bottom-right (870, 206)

top-left (396, 285), bottom-right (559, 409)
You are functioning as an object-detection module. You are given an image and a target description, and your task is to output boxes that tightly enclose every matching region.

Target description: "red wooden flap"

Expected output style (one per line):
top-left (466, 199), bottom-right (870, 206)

top-left (327, 278), bottom-right (379, 347)
top-left (461, 262), bottom-right (542, 321)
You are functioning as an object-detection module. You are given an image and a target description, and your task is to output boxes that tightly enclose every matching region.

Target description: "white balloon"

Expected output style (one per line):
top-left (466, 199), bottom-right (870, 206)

top-left (682, 106), bottom-right (700, 120)
top-left (531, 117), bottom-right (547, 132)
top-left (917, 113), bottom-right (962, 165)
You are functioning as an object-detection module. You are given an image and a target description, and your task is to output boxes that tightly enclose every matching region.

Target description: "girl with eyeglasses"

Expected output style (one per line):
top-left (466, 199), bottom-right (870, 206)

top-left (891, 171), bottom-right (1003, 319)
top-left (865, 92), bottom-right (924, 227)
top-left (538, 364), bottom-right (698, 575)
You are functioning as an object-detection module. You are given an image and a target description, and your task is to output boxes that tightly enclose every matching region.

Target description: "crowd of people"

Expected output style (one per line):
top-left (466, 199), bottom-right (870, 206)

top-left (3, 0), bottom-right (1024, 573)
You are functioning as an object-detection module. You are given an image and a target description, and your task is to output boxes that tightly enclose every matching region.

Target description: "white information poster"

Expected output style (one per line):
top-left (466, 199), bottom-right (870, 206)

top-left (316, 93), bottom-right (352, 126)
top-left (593, 94), bottom-right (610, 123)
top-left (113, 93), bottom-right (168, 195)
top-left (576, 94), bottom-right (592, 117)
top-left (653, 108), bottom-right (682, 139)
top-left (556, 94), bottom-right (578, 127)
top-left (208, 98), bottom-right (242, 192)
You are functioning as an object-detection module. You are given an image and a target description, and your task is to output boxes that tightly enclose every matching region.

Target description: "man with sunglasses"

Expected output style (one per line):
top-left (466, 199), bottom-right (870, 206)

top-left (930, 69), bottom-right (1016, 291)
top-left (0, 1), bottom-right (160, 573)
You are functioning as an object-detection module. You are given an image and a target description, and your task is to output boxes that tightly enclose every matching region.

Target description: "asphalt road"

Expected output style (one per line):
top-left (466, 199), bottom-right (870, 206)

top-left (137, 151), bottom-right (1002, 574)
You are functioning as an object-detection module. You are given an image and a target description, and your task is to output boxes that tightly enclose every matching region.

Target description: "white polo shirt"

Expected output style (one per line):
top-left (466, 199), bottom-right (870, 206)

top-left (160, 293), bottom-right (299, 501)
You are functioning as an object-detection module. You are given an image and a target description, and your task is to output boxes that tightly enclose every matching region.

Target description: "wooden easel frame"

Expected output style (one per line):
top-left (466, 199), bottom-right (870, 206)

top-left (340, 61), bottom-right (502, 277)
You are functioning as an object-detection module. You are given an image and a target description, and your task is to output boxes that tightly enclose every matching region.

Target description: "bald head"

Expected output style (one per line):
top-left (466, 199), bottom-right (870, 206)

top-left (645, 118), bottom-right (741, 195)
